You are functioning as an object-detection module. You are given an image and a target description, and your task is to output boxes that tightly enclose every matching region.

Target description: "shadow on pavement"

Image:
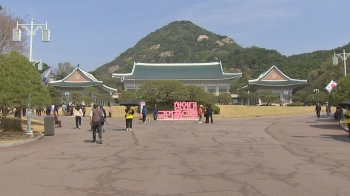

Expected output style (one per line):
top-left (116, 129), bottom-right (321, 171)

top-left (310, 124), bottom-right (342, 130)
top-left (319, 134), bottom-right (350, 143)
top-left (112, 128), bottom-right (127, 131)
top-left (83, 140), bottom-right (95, 143)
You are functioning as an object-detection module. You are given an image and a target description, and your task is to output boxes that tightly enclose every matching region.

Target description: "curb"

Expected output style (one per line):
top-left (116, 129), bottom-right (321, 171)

top-left (0, 133), bottom-right (44, 148)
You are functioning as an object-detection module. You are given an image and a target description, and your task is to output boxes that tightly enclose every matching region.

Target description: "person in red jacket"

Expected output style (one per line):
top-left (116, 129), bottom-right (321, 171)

top-left (198, 105), bottom-right (204, 123)
top-left (53, 111), bottom-right (62, 127)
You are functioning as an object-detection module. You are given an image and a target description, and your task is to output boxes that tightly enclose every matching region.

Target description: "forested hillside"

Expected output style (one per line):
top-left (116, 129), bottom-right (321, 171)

top-left (92, 20), bottom-right (350, 93)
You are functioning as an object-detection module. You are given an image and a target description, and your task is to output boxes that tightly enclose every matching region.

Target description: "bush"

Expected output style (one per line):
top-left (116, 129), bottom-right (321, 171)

top-left (0, 117), bottom-right (22, 131)
top-left (212, 104), bottom-right (220, 114)
top-left (203, 104), bottom-right (220, 114)
top-left (287, 101), bottom-right (303, 107)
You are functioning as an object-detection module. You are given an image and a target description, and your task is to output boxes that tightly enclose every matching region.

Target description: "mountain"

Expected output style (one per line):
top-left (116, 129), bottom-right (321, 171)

top-left (93, 20), bottom-right (350, 93)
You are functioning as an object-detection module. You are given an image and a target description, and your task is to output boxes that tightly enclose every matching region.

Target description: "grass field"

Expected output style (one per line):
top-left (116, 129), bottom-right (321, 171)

top-left (59, 105), bottom-right (322, 119)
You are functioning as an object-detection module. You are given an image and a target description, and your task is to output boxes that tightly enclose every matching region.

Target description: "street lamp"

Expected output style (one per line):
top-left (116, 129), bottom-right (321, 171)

top-left (13, 18), bottom-right (50, 135)
top-left (13, 18), bottom-right (50, 68)
top-left (333, 49), bottom-right (350, 76)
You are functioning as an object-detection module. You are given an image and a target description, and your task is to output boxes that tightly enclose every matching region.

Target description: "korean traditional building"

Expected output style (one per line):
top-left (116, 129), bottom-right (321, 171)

top-left (112, 61), bottom-right (242, 94)
top-left (244, 65), bottom-right (307, 105)
top-left (50, 65), bottom-right (118, 105)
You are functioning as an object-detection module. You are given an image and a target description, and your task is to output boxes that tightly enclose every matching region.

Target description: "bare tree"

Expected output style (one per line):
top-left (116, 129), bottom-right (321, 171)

top-left (0, 8), bottom-right (28, 54)
top-left (55, 62), bottom-right (76, 79)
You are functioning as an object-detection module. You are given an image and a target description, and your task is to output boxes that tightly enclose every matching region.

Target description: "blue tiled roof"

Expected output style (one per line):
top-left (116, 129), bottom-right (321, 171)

top-left (113, 62), bottom-right (242, 80)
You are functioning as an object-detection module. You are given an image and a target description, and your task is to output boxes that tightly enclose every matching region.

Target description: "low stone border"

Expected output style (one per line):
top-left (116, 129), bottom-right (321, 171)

top-left (0, 133), bottom-right (44, 148)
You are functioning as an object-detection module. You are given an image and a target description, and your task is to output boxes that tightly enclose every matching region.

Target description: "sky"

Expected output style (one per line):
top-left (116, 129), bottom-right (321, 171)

top-left (2, 0), bottom-right (350, 72)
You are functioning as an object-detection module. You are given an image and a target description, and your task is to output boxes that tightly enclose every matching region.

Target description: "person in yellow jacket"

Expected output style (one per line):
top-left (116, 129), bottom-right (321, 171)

top-left (125, 105), bottom-right (134, 131)
top-left (344, 105), bottom-right (350, 137)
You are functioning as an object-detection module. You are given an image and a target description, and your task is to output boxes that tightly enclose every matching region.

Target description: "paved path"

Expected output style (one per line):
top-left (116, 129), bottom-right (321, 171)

top-left (0, 113), bottom-right (349, 196)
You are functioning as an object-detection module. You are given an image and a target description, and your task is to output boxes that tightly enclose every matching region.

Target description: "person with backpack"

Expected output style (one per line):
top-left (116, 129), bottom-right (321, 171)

top-left (99, 105), bottom-right (107, 133)
top-left (89, 104), bottom-right (104, 144)
top-left (205, 104), bottom-right (214, 124)
top-left (142, 106), bottom-right (148, 123)
top-left (125, 105), bottom-right (134, 131)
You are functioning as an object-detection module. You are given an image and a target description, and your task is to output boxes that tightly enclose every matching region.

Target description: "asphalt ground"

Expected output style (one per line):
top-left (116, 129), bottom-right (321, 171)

top-left (0, 113), bottom-right (349, 196)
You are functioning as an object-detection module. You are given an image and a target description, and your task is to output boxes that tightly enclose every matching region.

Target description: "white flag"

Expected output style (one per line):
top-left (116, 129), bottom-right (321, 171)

top-left (120, 76), bottom-right (125, 83)
top-left (325, 80), bottom-right (337, 92)
top-left (41, 67), bottom-right (52, 87)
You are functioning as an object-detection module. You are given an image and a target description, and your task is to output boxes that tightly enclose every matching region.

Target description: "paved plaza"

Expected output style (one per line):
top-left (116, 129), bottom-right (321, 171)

top-left (1, 113), bottom-right (350, 196)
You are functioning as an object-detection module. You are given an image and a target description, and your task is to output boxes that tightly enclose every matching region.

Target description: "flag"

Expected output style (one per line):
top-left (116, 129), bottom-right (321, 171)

top-left (120, 76), bottom-right (125, 83)
top-left (41, 67), bottom-right (52, 87)
top-left (325, 80), bottom-right (337, 92)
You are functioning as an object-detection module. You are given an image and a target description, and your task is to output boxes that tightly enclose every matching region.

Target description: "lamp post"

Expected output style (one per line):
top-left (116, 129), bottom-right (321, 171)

top-left (13, 18), bottom-right (50, 66)
top-left (333, 49), bottom-right (350, 76)
top-left (13, 18), bottom-right (50, 135)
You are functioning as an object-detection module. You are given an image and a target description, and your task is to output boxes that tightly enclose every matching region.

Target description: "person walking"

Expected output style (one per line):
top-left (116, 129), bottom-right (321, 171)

top-left (315, 102), bottom-right (321, 118)
top-left (207, 104), bottom-right (214, 123)
top-left (198, 105), bottom-right (204, 123)
top-left (125, 105), bottom-right (134, 131)
top-left (204, 104), bottom-right (209, 123)
top-left (90, 104), bottom-right (104, 144)
top-left (82, 105), bottom-right (86, 117)
top-left (99, 105), bottom-right (107, 133)
top-left (62, 103), bottom-right (67, 116)
top-left (325, 102), bottom-right (331, 116)
top-left (108, 105), bottom-right (112, 118)
top-left (142, 106), bottom-right (148, 123)
top-left (344, 105), bottom-right (350, 137)
top-left (152, 104), bottom-right (158, 121)
top-left (74, 105), bottom-right (83, 129)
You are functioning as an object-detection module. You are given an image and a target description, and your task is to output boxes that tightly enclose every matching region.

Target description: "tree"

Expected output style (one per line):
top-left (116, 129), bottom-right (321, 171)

top-left (305, 94), bottom-right (316, 105)
top-left (97, 94), bottom-right (112, 106)
top-left (240, 91), bottom-right (258, 105)
top-left (258, 90), bottom-right (279, 105)
top-left (136, 80), bottom-right (189, 105)
top-left (230, 82), bottom-right (247, 94)
top-left (136, 80), bottom-right (162, 101)
top-left (329, 75), bottom-right (350, 106)
top-left (118, 91), bottom-right (137, 102)
top-left (47, 86), bottom-right (62, 105)
top-left (314, 91), bottom-right (328, 104)
top-left (156, 80), bottom-right (189, 104)
top-left (85, 96), bottom-right (95, 106)
top-left (207, 93), bottom-right (218, 104)
top-left (218, 93), bottom-right (232, 104)
top-left (83, 86), bottom-right (99, 97)
top-left (0, 8), bottom-right (28, 54)
top-left (0, 51), bottom-right (51, 117)
top-left (55, 62), bottom-right (76, 80)
top-left (186, 85), bottom-right (208, 102)
top-left (38, 62), bottom-right (50, 74)
top-left (292, 90), bottom-right (308, 102)
top-left (69, 91), bottom-right (82, 104)
top-left (47, 86), bottom-right (62, 97)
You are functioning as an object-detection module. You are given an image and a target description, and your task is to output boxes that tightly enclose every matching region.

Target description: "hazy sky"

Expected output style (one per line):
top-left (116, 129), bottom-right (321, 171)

top-left (3, 0), bottom-right (350, 72)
